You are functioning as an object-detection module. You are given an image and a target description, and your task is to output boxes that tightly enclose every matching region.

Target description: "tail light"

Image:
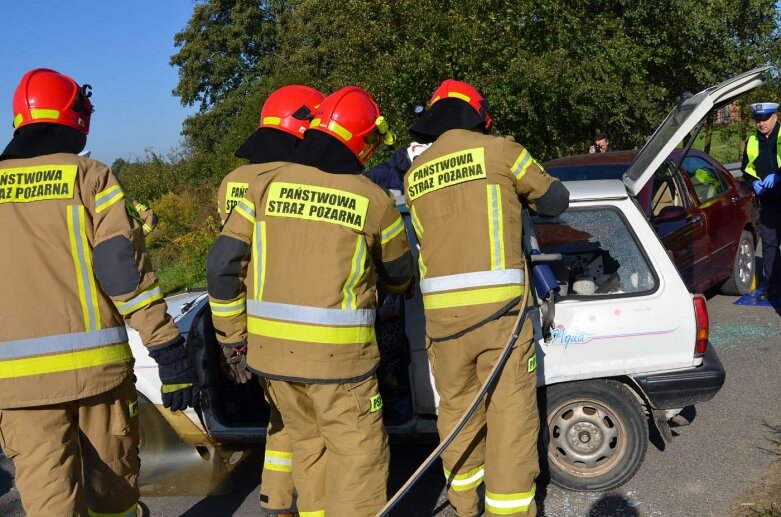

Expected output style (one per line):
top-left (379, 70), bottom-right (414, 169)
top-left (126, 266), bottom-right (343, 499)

top-left (693, 295), bottom-right (709, 357)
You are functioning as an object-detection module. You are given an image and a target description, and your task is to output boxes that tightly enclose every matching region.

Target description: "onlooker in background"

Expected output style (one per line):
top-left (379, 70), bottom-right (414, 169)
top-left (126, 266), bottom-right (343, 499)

top-left (589, 131), bottom-right (612, 154)
top-left (742, 102), bottom-right (781, 300)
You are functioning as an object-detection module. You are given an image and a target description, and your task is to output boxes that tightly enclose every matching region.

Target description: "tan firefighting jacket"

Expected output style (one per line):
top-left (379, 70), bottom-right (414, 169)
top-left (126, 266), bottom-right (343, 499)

top-left (217, 162), bottom-right (287, 224)
top-left (127, 199), bottom-right (158, 236)
top-left (0, 153), bottom-right (180, 409)
top-left (403, 129), bottom-right (563, 339)
top-left (208, 164), bottom-right (413, 383)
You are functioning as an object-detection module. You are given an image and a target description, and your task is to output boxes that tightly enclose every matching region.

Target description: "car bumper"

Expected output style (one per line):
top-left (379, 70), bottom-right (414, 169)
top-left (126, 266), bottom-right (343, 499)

top-left (632, 344), bottom-right (726, 409)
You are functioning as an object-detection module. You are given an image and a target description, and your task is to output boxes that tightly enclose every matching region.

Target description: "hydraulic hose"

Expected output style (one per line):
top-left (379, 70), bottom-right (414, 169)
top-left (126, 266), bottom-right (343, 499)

top-left (376, 282), bottom-right (532, 516)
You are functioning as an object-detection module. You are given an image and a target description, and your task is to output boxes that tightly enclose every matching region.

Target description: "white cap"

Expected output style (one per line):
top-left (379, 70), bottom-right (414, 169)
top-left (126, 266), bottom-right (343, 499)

top-left (750, 102), bottom-right (779, 118)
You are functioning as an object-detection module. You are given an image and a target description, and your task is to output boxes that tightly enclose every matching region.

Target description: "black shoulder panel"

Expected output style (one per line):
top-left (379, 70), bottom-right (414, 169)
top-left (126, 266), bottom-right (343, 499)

top-left (207, 235), bottom-right (250, 299)
top-left (93, 235), bottom-right (141, 296)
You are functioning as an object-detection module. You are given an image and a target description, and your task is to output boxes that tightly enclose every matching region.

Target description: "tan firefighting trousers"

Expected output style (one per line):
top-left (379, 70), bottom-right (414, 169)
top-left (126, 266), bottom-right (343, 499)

top-left (260, 389), bottom-right (296, 514)
top-left (265, 375), bottom-right (389, 517)
top-left (428, 312), bottom-right (539, 517)
top-left (0, 374), bottom-right (140, 517)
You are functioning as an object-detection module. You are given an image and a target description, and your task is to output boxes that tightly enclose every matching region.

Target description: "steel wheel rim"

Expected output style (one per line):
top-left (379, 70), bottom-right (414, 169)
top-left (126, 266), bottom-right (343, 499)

top-left (737, 239), bottom-right (754, 286)
top-left (547, 398), bottom-right (628, 477)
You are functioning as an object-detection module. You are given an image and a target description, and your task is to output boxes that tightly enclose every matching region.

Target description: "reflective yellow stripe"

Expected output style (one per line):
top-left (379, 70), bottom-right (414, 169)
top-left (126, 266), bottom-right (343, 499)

top-left (67, 206), bottom-right (101, 331)
top-left (487, 184), bottom-right (505, 270)
top-left (253, 221), bottom-right (267, 300)
top-left (327, 120), bottom-right (353, 141)
top-left (262, 116), bottom-right (282, 126)
top-left (13, 113), bottom-right (22, 128)
top-left (162, 383), bottom-right (192, 393)
top-left (142, 223), bottom-right (153, 234)
top-left (511, 149), bottom-right (533, 180)
top-left (485, 484), bottom-right (536, 514)
top-left (88, 502), bottom-right (138, 517)
top-left (447, 91), bottom-right (471, 103)
top-left (299, 511), bottom-right (325, 517)
top-left (380, 215), bottom-right (405, 245)
top-left (410, 204), bottom-right (424, 237)
top-left (248, 317), bottom-right (375, 345)
top-left (418, 251), bottom-right (428, 280)
top-left (341, 236), bottom-right (366, 310)
top-left (264, 449), bottom-right (293, 472)
top-left (423, 285), bottom-right (523, 310)
top-left (210, 298), bottom-right (247, 317)
top-left (235, 200), bottom-right (256, 223)
top-left (30, 108), bottom-right (60, 120)
top-left (114, 285), bottom-right (163, 316)
top-left (0, 343), bottom-right (131, 379)
top-left (95, 185), bottom-right (125, 213)
top-left (444, 464), bottom-right (485, 491)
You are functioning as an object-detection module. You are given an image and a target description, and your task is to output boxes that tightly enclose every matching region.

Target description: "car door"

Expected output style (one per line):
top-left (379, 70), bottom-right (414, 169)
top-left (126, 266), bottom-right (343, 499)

top-left (649, 162), bottom-right (709, 292)
top-left (680, 155), bottom-right (742, 288)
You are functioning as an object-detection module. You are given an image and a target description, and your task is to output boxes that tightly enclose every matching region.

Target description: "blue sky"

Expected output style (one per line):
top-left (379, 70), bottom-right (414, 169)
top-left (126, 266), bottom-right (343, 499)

top-left (0, 1), bottom-right (198, 165)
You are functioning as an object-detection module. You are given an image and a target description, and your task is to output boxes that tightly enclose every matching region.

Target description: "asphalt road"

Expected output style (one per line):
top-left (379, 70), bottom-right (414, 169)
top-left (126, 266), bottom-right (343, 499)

top-left (0, 292), bottom-right (779, 517)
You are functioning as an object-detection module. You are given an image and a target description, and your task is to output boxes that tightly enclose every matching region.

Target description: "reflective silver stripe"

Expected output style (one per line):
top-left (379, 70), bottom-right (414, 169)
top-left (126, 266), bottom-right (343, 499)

top-left (238, 200), bottom-right (256, 219)
top-left (420, 269), bottom-right (524, 294)
top-left (94, 185), bottom-right (125, 213)
top-left (69, 206), bottom-right (100, 331)
top-left (115, 286), bottom-right (163, 315)
top-left (512, 150), bottom-right (531, 179)
top-left (488, 184), bottom-right (502, 270)
top-left (247, 300), bottom-right (375, 326)
top-left (0, 327), bottom-right (128, 360)
top-left (342, 236), bottom-right (366, 310)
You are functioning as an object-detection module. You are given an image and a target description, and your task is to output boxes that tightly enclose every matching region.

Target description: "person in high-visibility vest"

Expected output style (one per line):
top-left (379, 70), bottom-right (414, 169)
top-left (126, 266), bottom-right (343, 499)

top-left (207, 85), bottom-right (413, 516)
top-left (0, 68), bottom-right (199, 517)
top-left (403, 79), bottom-right (569, 517)
top-left (216, 84), bottom-right (325, 517)
top-left (742, 101), bottom-right (781, 300)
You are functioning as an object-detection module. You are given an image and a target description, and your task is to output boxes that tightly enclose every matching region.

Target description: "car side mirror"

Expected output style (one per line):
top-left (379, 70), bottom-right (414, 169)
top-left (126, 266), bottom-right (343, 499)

top-left (654, 206), bottom-right (687, 223)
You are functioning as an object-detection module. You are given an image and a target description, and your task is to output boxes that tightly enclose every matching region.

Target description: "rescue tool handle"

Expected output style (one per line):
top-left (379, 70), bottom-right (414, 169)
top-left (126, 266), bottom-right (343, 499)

top-left (376, 285), bottom-right (531, 516)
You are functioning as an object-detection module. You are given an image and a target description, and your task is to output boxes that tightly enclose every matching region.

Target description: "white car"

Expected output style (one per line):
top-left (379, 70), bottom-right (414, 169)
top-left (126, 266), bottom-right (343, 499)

top-left (131, 67), bottom-right (767, 492)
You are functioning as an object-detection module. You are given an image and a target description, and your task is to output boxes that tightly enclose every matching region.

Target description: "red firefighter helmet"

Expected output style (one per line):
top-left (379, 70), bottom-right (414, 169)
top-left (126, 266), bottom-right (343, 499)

top-left (309, 86), bottom-right (383, 164)
top-left (429, 79), bottom-right (492, 131)
top-left (259, 85), bottom-right (325, 138)
top-left (12, 68), bottom-right (94, 135)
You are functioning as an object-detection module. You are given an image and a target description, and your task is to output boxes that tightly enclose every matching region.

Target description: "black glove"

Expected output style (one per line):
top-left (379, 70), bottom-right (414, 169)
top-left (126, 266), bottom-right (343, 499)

top-left (149, 337), bottom-right (201, 412)
top-left (222, 342), bottom-right (251, 384)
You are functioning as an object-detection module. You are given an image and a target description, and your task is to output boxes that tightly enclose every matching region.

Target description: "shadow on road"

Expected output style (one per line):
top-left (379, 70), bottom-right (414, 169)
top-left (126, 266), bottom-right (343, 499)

top-left (585, 494), bottom-right (641, 516)
top-left (0, 453), bottom-right (14, 498)
top-left (179, 447), bottom-right (261, 517)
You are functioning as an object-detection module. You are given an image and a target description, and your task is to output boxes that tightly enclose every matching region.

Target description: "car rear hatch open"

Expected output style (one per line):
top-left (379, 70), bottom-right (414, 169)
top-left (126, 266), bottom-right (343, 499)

top-left (622, 67), bottom-right (769, 196)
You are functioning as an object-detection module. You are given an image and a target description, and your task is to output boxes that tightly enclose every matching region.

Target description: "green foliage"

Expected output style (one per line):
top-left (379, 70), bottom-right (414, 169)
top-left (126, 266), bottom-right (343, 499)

top-left (121, 0), bottom-right (781, 293)
top-left (145, 187), bottom-right (220, 294)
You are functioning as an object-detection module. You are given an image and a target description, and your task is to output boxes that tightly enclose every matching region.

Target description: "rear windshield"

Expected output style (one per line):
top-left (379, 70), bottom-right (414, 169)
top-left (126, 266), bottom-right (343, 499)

top-left (545, 164), bottom-right (630, 182)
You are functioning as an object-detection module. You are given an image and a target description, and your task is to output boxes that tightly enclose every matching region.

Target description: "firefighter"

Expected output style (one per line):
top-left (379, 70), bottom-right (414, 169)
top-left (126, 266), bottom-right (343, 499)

top-left (403, 79), bottom-right (569, 517)
top-left (215, 84), bottom-right (325, 517)
top-left (128, 199), bottom-right (158, 237)
top-left (207, 85), bottom-right (413, 516)
top-left (0, 68), bottom-right (200, 517)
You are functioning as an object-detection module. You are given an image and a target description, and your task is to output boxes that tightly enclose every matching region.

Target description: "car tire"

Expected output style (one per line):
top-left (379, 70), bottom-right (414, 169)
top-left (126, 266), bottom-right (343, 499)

top-left (542, 379), bottom-right (648, 491)
top-left (720, 230), bottom-right (755, 296)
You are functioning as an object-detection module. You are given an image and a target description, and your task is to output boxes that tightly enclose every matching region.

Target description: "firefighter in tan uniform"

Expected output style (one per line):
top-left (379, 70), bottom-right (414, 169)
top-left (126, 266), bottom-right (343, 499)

top-left (404, 80), bottom-right (570, 517)
top-left (0, 68), bottom-right (200, 517)
top-left (207, 86), bottom-right (413, 517)
top-left (216, 84), bottom-right (325, 517)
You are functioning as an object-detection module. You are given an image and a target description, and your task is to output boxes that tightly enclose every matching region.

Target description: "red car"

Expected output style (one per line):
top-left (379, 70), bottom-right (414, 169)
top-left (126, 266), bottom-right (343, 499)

top-left (543, 149), bottom-right (758, 295)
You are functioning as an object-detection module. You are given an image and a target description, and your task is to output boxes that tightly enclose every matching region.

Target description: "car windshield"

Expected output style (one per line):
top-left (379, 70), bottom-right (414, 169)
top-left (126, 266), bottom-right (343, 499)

top-left (546, 164), bottom-right (630, 182)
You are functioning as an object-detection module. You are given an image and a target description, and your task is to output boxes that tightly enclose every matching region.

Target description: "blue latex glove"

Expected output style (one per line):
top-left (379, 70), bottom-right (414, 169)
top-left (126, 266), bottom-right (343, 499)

top-left (762, 173), bottom-right (780, 189)
top-left (753, 180), bottom-right (767, 196)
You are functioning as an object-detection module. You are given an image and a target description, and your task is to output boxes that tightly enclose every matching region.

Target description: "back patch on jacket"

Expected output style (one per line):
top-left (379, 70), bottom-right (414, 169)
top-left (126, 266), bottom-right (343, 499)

top-left (264, 181), bottom-right (369, 231)
top-left (0, 164), bottom-right (77, 203)
top-left (407, 147), bottom-right (486, 201)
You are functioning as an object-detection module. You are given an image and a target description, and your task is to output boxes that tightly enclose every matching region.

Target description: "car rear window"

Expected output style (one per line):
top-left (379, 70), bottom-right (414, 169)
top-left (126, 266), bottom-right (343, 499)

top-left (532, 207), bottom-right (657, 298)
top-left (545, 164), bottom-right (630, 182)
